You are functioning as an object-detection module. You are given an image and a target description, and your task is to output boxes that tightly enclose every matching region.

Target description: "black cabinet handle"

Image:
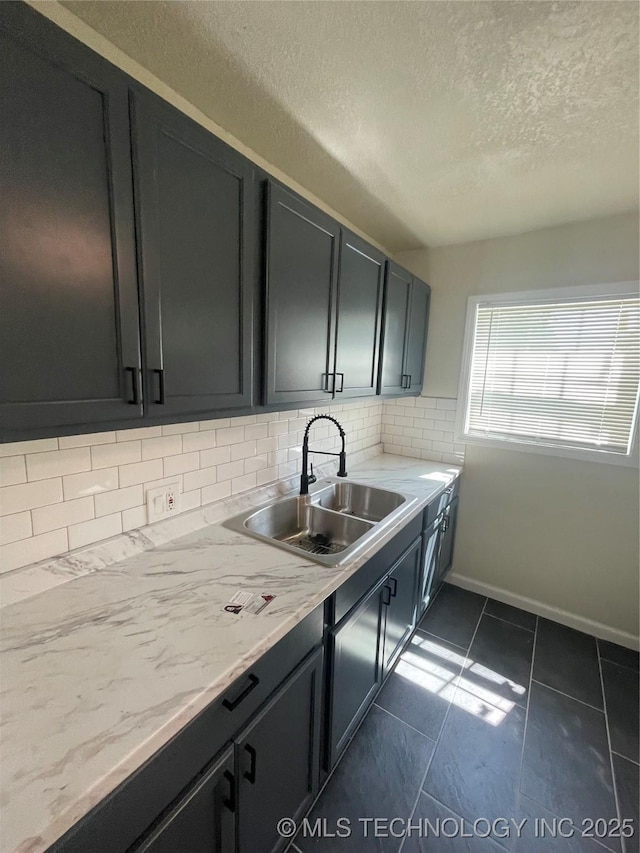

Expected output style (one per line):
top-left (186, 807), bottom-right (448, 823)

top-left (382, 585), bottom-right (392, 606)
top-left (243, 744), bottom-right (257, 784)
top-left (153, 368), bottom-right (165, 404)
top-left (335, 372), bottom-right (344, 393)
top-left (322, 373), bottom-right (334, 393)
top-left (222, 673), bottom-right (259, 711)
top-left (389, 577), bottom-right (398, 597)
top-left (401, 374), bottom-right (410, 389)
top-left (222, 769), bottom-right (235, 812)
top-left (441, 516), bottom-right (450, 533)
top-left (125, 367), bottom-right (139, 405)
top-left (407, 375), bottom-right (412, 389)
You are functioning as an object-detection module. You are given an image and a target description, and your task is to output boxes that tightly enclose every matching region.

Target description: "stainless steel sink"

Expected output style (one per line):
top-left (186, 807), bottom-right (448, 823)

top-left (313, 481), bottom-right (405, 522)
top-left (244, 495), bottom-right (374, 557)
top-left (224, 480), bottom-right (414, 567)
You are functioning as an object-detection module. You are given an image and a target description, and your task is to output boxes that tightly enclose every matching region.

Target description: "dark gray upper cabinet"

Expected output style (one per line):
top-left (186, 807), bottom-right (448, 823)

top-left (236, 649), bottom-right (322, 853)
top-left (378, 261), bottom-right (431, 396)
top-left (131, 89), bottom-right (255, 417)
top-left (265, 182), bottom-right (339, 405)
top-left (129, 747), bottom-right (235, 853)
top-left (0, 3), bottom-right (143, 438)
top-left (334, 231), bottom-right (385, 398)
top-left (382, 537), bottom-right (420, 674)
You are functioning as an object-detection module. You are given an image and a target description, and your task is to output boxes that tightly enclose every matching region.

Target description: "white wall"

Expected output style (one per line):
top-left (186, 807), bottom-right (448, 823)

top-left (398, 211), bottom-right (640, 643)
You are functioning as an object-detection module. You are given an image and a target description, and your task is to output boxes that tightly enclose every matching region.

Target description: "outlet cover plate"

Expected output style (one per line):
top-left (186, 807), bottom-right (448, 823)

top-left (146, 482), bottom-right (181, 524)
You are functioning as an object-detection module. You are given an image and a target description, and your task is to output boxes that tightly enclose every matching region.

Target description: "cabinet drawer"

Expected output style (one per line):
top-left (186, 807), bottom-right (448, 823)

top-left (48, 604), bottom-right (323, 853)
top-left (424, 478), bottom-right (460, 527)
top-left (333, 513), bottom-right (422, 625)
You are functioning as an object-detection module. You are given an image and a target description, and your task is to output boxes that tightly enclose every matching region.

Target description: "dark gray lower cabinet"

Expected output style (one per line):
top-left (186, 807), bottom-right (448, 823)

top-left (382, 537), bottom-right (420, 673)
top-left (130, 748), bottom-right (235, 853)
top-left (237, 648), bottom-right (323, 853)
top-left (418, 515), bottom-right (442, 619)
top-left (328, 579), bottom-right (385, 768)
top-left (433, 496), bottom-right (458, 590)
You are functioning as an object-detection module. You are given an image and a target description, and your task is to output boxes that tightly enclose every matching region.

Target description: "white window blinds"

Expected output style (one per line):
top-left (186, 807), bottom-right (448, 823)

top-left (463, 294), bottom-right (640, 456)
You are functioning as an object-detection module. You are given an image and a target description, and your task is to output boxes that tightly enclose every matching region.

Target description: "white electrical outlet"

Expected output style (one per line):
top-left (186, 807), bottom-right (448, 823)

top-left (146, 482), bottom-right (181, 524)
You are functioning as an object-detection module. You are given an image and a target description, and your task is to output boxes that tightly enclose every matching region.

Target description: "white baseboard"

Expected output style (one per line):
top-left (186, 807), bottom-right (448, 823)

top-left (447, 572), bottom-right (640, 652)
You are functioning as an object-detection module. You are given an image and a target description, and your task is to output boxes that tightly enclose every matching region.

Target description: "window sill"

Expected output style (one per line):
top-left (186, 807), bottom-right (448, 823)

top-left (454, 433), bottom-right (640, 468)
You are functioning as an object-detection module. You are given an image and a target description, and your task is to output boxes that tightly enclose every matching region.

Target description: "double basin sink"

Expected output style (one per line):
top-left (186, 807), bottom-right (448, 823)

top-left (225, 480), bottom-right (415, 567)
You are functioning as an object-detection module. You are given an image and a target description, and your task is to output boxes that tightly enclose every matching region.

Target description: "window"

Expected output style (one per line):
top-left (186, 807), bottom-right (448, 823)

top-left (456, 283), bottom-right (640, 465)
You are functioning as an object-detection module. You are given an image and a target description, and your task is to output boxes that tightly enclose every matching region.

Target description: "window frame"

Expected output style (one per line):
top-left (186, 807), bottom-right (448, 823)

top-left (455, 281), bottom-right (640, 467)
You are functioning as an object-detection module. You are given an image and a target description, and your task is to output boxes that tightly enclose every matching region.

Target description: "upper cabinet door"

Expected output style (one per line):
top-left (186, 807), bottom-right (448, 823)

top-left (131, 90), bottom-right (255, 418)
top-left (334, 232), bottom-right (385, 399)
top-left (404, 278), bottom-right (431, 395)
top-left (0, 4), bottom-right (143, 439)
top-left (264, 182), bottom-right (339, 406)
top-left (378, 262), bottom-right (412, 395)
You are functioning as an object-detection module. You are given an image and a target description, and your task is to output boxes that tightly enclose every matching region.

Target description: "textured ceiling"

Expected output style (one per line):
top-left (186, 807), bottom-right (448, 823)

top-left (62, 0), bottom-right (639, 251)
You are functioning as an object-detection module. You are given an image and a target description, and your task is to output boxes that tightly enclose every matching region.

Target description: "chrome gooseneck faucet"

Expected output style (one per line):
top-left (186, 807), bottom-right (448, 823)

top-left (300, 415), bottom-right (347, 495)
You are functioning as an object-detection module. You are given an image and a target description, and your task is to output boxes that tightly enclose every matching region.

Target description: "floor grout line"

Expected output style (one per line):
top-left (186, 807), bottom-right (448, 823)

top-left (611, 750), bottom-right (640, 767)
top-left (531, 678), bottom-right (606, 713)
top-left (596, 645), bottom-right (625, 853)
top-left (597, 638), bottom-right (640, 675)
top-left (482, 611), bottom-right (535, 633)
top-left (397, 598), bottom-right (488, 853)
top-left (515, 615), bottom-right (538, 805)
top-left (413, 627), bottom-right (468, 653)
top-left (373, 702), bottom-right (437, 742)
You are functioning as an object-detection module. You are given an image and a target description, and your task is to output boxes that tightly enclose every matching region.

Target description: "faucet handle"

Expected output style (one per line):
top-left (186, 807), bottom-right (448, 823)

top-left (308, 463), bottom-right (317, 486)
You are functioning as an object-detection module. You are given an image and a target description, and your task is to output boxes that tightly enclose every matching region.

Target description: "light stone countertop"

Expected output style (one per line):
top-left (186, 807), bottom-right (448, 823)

top-left (0, 454), bottom-right (461, 853)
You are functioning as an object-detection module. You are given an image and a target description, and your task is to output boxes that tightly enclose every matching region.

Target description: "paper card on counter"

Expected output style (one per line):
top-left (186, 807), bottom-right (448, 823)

top-left (223, 590), bottom-right (276, 615)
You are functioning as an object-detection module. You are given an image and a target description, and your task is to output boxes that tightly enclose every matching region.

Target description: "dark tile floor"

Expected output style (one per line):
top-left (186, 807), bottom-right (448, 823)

top-left (294, 583), bottom-right (639, 853)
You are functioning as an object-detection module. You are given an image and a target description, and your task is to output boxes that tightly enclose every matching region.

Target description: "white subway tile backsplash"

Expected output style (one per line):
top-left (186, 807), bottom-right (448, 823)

top-left (26, 447), bottom-right (91, 482)
top-left (162, 421), bottom-right (199, 436)
top-left (183, 466), bottom-right (218, 492)
top-left (63, 468), bottom-right (118, 500)
top-left (0, 438), bottom-right (59, 457)
top-left (59, 432), bottom-right (116, 449)
top-left (122, 505), bottom-right (147, 532)
top-left (94, 485), bottom-right (143, 518)
top-left (0, 401), bottom-right (384, 571)
top-left (91, 441), bottom-right (141, 470)
top-left (200, 446), bottom-right (232, 468)
top-left (116, 426), bottom-right (162, 442)
top-left (163, 452), bottom-right (200, 478)
top-left (382, 396), bottom-right (464, 467)
top-left (216, 426), bottom-right (245, 446)
top-left (182, 430), bottom-right (218, 453)
top-left (119, 459), bottom-right (164, 488)
top-left (1, 478), bottom-right (63, 515)
top-left (0, 512), bottom-right (33, 546)
top-left (32, 497), bottom-right (94, 534)
top-left (0, 529), bottom-right (68, 574)
top-left (141, 435), bottom-right (182, 461)
top-left (0, 456), bottom-right (27, 487)
top-left (68, 513), bottom-right (122, 551)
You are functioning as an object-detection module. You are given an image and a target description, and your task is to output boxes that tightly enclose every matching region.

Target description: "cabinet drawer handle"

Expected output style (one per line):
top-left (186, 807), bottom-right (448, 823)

top-left (444, 487), bottom-right (453, 495)
top-left (389, 577), bottom-right (398, 598)
top-left (153, 368), bottom-right (165, 404)
top-left (382, 585), bottom-right (392, 606)
top-left (335, 372), bottom-right (344, 393)
top-left (222, 769), bottom-right (235, 812)
top-left (125, 367), bottom-right (139, 405)
top-left (441, 516), bottom-right (450, 533)
top-left (243, 744), bottom-right (257, 784)
top-left (222, 673), bottom-right (260, 711)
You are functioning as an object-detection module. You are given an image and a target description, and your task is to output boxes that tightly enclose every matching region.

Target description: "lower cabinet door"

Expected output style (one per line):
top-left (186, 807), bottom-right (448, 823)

top-left (236, 648), bottom-right (323, 853)
top-left (382, 538), bottom-right (421, 674)
top-left (130, 747), bottom-right (235, 853)
top-left (327, 579), bottom-right (384, 769)
top-left (418, 517), bottom-right (442, 619)
top-left (434, 497), bottom-right (459, 590)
